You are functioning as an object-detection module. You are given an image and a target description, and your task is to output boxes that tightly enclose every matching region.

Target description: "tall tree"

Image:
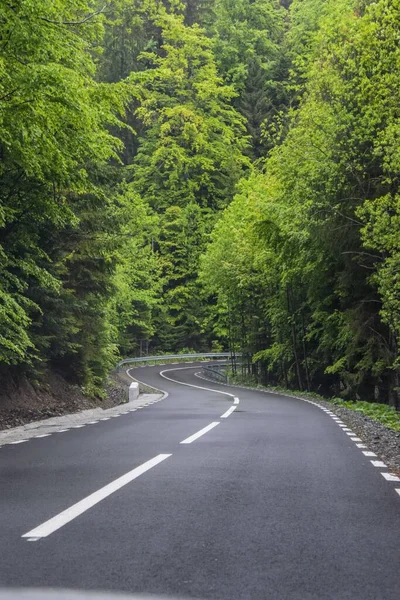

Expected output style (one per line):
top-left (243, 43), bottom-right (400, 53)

top-left (130, 10), bottom-right (249, 350)
top-left (0, 0), bottom-right (130, 392)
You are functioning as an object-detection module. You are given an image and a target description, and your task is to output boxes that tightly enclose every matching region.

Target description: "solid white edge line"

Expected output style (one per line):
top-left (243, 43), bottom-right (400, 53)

top-left (221, 406), bottom-right (237, 419)
top-left (10, 440), bottom-right (28, 445)
top-left (160, 367), bottom-right (236, 399)
top-left (126, 369), bottom-right (169, 401)
top-left (22, 454), bottom-right (172, 540)
top-left (180, 422), bottom-right (220, 445)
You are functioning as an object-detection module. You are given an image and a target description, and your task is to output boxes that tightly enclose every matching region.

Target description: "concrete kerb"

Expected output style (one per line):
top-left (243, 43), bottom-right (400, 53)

top-left (0, 392), bottom-right (162, 446)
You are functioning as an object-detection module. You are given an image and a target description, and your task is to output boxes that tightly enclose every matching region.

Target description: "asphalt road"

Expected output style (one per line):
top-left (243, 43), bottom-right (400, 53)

top-left (0, 362), bottom-right (399, 600)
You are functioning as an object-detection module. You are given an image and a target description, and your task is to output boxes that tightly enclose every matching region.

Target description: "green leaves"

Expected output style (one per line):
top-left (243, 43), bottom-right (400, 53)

top-left (0, 0), bottom-right (131, 392)
top-left (201, 0), bottom-right (400, 406)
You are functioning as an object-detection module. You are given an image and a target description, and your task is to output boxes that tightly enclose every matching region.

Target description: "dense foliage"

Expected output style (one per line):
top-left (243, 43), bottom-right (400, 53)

top-left (202, 0), bottom-right (400, 407)
top-left (1, 0), bottom-right (400, 407)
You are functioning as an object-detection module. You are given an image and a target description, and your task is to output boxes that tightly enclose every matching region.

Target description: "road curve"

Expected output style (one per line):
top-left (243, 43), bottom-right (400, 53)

top-left (0, 362), bottom-right (399, 599)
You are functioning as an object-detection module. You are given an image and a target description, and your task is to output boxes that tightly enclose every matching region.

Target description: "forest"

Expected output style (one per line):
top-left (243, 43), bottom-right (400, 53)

top-left (0, 0), bottom-right (399, 408)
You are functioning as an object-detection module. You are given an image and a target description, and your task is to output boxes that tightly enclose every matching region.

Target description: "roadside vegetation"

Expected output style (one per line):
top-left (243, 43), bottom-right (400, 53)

top-left (228, 373), bottom-right (400, 432)
top-left (1, 1), bottom-right (400, 412)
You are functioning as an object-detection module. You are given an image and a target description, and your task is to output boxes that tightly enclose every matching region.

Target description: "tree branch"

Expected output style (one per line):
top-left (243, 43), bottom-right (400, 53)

top-left (41, 4), bottom-right (107, 26)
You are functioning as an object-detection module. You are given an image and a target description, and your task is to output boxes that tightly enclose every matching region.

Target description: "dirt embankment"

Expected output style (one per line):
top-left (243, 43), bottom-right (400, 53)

top-left (0, 370), bottom-right (128, 431)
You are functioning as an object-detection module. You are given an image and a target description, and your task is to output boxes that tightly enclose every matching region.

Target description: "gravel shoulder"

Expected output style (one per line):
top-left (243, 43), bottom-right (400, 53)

top-left (316, 399), bottom-right (400, 476)
top-left (263, 389), bottom-right (400, 476)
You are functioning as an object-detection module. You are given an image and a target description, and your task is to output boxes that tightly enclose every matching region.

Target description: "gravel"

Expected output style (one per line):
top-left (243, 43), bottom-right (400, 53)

top-left (316, 399), bottom-right (400, 476)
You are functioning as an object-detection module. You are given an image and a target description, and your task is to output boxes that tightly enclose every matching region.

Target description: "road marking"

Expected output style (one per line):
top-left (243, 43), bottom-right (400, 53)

top-left (356, 443), bottom-right (368, 449)
top-left (234, 397), bottom-right (240, 405)
top-left (363, 451), bottom-right (377, 457)
top-left (35, 434), bottom-right (51, 438)
top-left (396, 489), bottom-right (400, 497)
top-left (126, 370), bottom-right (169, 401)
top-left (342, 428), bottom-right (352, 431)
top-left (345, 431), bottom-right (356, 436)
top-left (10, 440), bottom-right (28, 445)
top-left (338, 424), bottom-right (347, 428)
top-left (57, 429), bottom-right (69, 433)
top-left (72, 425), bottom-right (85, 429)
top-left (180, 422), bottom-right (220, 445)
top-left (381, 472), bottom-right (400, 482)
top-left (350, 437), bottom-right (362, 442)
top-left (100, 418), bottom-right (110, 421)
top-left (87, 421), bottom-right (99, 425)
top-left (221, 406), bottom-right (237, 419)
top-left (160, 368), bottom-right (236, 400)
top-left (22, 454), bottom-right (172, 541)
top-left (371, 461), bottom-right (387, 468)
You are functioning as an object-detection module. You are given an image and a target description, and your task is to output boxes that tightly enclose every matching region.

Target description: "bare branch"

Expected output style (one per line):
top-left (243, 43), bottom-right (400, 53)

top-left (342, 251), bottom-right (383, 261)
top-left (41, 4), bottom-right (107, 26)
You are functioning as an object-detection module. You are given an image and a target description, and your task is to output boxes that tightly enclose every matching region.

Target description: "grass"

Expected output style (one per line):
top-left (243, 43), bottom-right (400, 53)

top-left (330, 399), bottom-right (400, 432)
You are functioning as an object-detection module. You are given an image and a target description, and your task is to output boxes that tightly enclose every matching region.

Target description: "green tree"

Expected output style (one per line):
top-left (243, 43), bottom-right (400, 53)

top-left (130, 10), bottom-right (249, 350)
top-left (0, 1), bottom-right (130, 392)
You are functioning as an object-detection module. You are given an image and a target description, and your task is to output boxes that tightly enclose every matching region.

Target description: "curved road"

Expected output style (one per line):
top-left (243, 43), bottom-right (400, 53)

top-left (0, 362), bottom-right (399, 599)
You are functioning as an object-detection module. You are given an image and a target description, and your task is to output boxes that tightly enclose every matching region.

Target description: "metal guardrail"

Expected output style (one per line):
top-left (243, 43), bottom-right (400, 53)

top-left (201, 364), bottom-right (230, 384)
top-left (117, 352), bottom-right (239, 369)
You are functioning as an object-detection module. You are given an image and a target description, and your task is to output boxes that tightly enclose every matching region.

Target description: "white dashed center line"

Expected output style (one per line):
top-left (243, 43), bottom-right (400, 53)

top-left (21, 454), bottom-right (172, 541)
top-left (221, 406), bottom-right (237, 419)
top-left (180, 422), bottom-right (220, 445)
